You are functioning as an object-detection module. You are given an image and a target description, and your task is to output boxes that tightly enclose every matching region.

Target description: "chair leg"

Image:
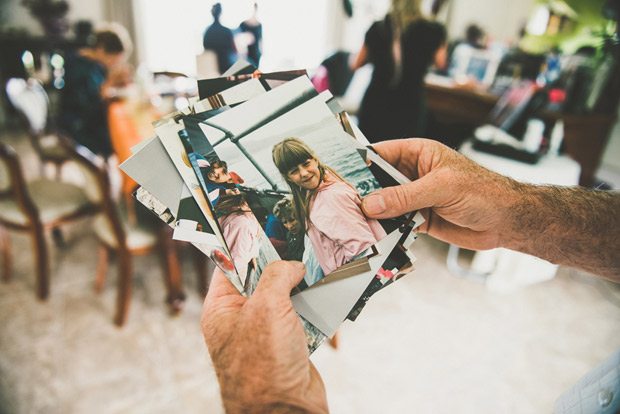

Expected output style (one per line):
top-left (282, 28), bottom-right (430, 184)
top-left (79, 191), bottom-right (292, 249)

top-left (95, 246), bottom-right (109, 293)
top-left (113, 250), bottom-right (132, 327)
top-left (159, 233), bottom-right (185, 314)
top-left (54, 161), bottom-right (63, 180)
top-left (31, 225), bottom-right (49, 300)
top-left (193, 247), bottom-right (214, 297)
top-left (0, 227), bottom-right (11, 283)
top-left (51, 227), bottom-right (64, 247)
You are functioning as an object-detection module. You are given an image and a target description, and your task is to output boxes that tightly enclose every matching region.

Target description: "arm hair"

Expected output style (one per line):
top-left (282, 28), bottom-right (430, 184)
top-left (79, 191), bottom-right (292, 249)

top-left (504, 185), bottom-right (620, 282)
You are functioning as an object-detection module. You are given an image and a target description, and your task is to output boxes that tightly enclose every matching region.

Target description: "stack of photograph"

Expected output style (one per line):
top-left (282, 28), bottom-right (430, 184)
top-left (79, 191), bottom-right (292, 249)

top-left (121, 60), bottom-right (424, 353)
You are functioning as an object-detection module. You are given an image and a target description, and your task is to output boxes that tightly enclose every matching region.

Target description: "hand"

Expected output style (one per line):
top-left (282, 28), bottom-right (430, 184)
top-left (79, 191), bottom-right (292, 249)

top-left (201, 261), bottom-right (329, 414)
top-left (362, 138), bottom-right (522, 251)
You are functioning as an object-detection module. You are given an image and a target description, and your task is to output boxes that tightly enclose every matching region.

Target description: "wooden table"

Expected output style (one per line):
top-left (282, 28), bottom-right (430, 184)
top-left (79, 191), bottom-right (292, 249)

top-left (425, 79), bottom-right (616, 186)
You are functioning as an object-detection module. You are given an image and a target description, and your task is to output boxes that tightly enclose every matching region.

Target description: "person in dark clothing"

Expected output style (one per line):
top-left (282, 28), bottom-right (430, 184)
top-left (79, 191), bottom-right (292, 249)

top-left (353, 0), bottom-right (447, 143)
top-left (203, 3), bottom-right (238, 74)
top-left (238, 2), bottom-right (262, 67)
top-left (58, 23), bottom-right (132, 158)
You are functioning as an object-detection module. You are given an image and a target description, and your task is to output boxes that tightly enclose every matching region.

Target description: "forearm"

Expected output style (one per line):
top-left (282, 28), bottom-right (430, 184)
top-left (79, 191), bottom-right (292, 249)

top-left (503, 184), bottom-right (620, 282)
top-left (216, 364), bottom-right (328, 414)
top-left (222, 397), bottom-right (323, 414)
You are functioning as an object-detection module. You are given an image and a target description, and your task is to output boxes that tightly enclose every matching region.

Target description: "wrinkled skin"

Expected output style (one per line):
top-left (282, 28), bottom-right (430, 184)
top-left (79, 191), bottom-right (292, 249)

top-left (201, 261), bottom-right (329, 414)
top-left (362, 138), bottom-right (520, 250)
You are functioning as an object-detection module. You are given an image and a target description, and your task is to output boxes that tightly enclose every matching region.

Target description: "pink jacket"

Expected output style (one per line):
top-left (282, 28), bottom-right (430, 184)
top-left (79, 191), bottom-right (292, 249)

top-left (308, 179), bottom-right (387, 276)
top-left (219, 211), bottom-right (261, 285)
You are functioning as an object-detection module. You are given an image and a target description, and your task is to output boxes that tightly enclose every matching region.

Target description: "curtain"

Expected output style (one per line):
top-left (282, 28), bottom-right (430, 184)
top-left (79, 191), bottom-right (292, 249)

top-left (102, 0), bottom-right (140, 66)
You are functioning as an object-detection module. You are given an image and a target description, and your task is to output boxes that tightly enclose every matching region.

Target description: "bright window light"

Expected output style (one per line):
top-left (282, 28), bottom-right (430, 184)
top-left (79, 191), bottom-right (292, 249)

top-left (527, 5), bottom-right (550, 36)
top-left (136, 0), bottom-right (331, 75)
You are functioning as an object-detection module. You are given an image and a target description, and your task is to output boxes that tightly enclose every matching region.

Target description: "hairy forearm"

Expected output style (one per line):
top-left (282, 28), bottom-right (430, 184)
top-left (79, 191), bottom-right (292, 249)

top-left (503, 184), bottom-right (620, 282)
top-left (218, 378), bottom-right (326, 414)
top-left (222, 399), bottom-right (322, 414)
top-left (216, 365), bottom-right (327, 414)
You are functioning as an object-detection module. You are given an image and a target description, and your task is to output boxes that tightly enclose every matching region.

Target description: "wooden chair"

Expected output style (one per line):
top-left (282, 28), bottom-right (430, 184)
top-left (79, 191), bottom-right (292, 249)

top-left (0, 141), bottom-right (101, 299)
top-left (61, 140), bottom-right (185, 326)
top-left (5, 78), bottom-right (71, 178)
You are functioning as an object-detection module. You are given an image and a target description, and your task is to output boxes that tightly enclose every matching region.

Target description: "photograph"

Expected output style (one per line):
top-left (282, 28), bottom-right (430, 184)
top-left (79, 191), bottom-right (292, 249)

top-left (199, 87), bottom-right (393, 288)
top-left (135, 186), bottom-right (243, 293)
top-left (154, 121), bottom-right (239, 288)
top-left (346, 231), bottom-right (418, 322)
top-left (197, 68), bottom-right (308, 100)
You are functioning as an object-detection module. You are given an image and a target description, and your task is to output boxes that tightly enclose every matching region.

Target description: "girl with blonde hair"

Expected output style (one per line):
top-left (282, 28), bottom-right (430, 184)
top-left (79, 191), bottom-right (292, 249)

top-left (272, 137), bottom-right (386, 276)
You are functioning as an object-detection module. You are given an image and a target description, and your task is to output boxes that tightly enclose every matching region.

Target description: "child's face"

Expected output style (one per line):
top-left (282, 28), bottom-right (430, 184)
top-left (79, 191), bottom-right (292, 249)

top-left (208, 166), bottom-right (231, 183)
top-left (281, 216), bottom-right (301, 236)
top-left (287, 158), bottom-right (320, 190)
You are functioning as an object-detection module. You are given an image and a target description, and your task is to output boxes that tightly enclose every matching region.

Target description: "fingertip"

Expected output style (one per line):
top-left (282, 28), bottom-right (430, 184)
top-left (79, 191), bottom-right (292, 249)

top-left (362, 192), bottom-right (386, 216)
top-left (206, 267), bottom-right (242, 301)
top-left (253, 260), bottom-right (306, 296)
top-left (291, 260), bottom-right (306, 275)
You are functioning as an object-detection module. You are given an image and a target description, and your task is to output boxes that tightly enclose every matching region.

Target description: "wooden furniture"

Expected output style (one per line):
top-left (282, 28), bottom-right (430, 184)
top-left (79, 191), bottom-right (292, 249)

top-left (62, 140), bottom-right (185, 326)
top-left (5, 77), bottom-right (71, 177)
top-left (425, 79), bottom-right (617, 186)
top-left (0, 140), bottom-right (100, 299)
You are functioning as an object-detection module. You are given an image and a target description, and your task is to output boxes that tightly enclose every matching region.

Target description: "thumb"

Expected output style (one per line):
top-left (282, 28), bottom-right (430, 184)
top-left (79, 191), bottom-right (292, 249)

top-left (362, 175), bottom-right (442, 219)
top-left (252, 260), bottom-right (306, 297)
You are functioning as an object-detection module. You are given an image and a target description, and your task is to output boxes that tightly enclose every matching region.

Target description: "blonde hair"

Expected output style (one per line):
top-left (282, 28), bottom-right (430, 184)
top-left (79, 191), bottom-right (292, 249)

top-left (272, 137), bottom-right (347, 233)
top-left (389, 0), bottom-right (423, 34)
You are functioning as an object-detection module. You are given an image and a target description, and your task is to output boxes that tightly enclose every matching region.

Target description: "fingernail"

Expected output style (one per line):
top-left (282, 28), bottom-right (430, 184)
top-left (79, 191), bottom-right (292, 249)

top-left (363, 193), bottom-right (386, 215)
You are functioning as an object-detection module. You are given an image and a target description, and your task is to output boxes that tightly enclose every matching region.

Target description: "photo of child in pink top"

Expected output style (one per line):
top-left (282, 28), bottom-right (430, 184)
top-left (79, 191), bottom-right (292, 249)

top-left (273, 137), bottom-right (387, 276)
top-left (214, 192), bottom-right (269, 291)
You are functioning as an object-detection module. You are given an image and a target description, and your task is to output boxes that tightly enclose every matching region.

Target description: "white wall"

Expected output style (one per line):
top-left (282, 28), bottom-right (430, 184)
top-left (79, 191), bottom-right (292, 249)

top-left (444, 0), bottom-right (535, 44)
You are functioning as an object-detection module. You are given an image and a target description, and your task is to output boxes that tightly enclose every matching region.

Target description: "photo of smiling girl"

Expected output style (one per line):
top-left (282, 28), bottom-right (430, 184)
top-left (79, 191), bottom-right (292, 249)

top-left (273, 137), bottom-right (387, 276)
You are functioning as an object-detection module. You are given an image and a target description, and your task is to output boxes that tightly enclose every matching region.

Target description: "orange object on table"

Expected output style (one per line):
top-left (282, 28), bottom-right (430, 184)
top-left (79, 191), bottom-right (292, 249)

top-left (107, 100), bottom-right (158, 196)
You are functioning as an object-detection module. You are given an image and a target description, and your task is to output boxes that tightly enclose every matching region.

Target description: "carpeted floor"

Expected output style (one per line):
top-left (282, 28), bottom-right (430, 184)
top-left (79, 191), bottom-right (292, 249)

top-left (1, 130), bottom-right (619, 413)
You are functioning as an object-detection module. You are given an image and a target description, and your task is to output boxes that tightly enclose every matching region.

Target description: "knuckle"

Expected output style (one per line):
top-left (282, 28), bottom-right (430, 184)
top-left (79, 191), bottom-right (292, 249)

top-left (389, 184), bottom-right (415, 213)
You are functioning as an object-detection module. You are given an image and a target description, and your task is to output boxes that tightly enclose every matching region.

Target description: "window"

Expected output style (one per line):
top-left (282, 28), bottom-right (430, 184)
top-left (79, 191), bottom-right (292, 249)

top-left (135, 0), bottom-right (333, 75)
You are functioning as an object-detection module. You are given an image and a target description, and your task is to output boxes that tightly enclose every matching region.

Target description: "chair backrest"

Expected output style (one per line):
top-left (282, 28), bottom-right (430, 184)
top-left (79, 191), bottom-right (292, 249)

top-left (5, 78), bottom-right (49, 134)
top-left (58, 138), bottom-right (128, 248)
top-left (0, 142), bottom-right (41, 227)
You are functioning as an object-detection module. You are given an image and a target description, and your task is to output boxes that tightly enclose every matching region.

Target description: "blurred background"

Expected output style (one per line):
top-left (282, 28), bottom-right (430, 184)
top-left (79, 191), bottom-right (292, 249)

top-left (0, 0), bottom-right (619, 413)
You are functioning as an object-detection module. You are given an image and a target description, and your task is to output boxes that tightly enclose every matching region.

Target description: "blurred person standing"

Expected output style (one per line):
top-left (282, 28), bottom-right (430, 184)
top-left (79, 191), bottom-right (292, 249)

top-left (238, 2), bottom-right (262, 67)
top-left (58, 23), bottom-right (132, 158)
top-left (353, 0), bottom-right (447, 143)
top-left (203, 2), bottom-right (238, 74)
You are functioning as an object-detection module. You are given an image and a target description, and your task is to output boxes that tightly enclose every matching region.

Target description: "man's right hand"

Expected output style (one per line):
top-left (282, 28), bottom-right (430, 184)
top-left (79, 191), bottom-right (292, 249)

top-left (362, 138), bottom-right (522, 251)
top-left (361, 138), bottom-right (620, 281)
